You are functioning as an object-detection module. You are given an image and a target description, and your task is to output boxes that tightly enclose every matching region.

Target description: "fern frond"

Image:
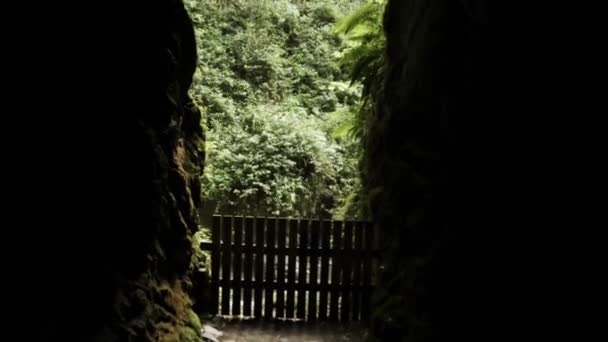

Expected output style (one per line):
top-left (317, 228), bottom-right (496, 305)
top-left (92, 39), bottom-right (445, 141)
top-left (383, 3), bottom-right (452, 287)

top-left (336, 0), bottom-right (385, 35)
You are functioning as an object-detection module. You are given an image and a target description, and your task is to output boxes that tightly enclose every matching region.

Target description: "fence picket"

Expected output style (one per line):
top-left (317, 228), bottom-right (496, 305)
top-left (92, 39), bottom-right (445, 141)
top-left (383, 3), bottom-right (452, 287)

top-left (204, 216), bottom-right (375, 322)
top-left (341, 221), bottom-right (353, 322)
top-left (210, 216), bottom-right (220, 315)
top-left (286, 219), bottom-right (298, 318)
top-left (308, 220), bottom-right (319, 321)
top-left (232, 217), bottom-right (243, 316)
top-left (276, 219), bottom-right (287, 319)
top-left (352, 222), bottom-right (363, 320)
top-left (254, 217), bottom-right (264, 318)
top-left (296, 219), bottom-right (308, 319)
top-left (318, 219), bottom-right (331, 320)
top-left (221, 216), bottom-right (231, 315)
top-left (243, 217), bottom-right (254, 316)
top-left (329, 221), bottom-right (342, 322)
top-left (264, 218), bottom-right (276, 319)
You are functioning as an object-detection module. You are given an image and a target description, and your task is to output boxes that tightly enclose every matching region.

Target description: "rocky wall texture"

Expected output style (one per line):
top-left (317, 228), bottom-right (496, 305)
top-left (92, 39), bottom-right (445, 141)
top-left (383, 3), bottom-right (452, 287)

top-left (368, 1), bottom-right (600, 341)
top-left (5, 1), bottom-right (204, 341)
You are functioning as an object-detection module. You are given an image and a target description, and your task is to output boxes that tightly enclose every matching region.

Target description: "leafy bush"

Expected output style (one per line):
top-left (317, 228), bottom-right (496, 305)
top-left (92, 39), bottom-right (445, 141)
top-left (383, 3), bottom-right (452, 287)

top-left (185, 0), bottom-right (364, 218)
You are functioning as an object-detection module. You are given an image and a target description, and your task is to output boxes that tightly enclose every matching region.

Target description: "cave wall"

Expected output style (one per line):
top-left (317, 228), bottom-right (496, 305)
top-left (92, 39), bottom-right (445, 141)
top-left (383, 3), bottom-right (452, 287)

top-left (6, 0), bottom-right (204, 341)
top-left (370, 1), bottom-right (599, 341)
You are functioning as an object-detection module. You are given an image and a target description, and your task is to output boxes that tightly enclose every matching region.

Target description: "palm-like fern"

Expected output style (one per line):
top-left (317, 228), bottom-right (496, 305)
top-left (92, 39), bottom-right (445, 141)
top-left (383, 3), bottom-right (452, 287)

top-left (335, 0), bottom-right (386, 143)
top-left (333, 0), bottom-right (387, 219)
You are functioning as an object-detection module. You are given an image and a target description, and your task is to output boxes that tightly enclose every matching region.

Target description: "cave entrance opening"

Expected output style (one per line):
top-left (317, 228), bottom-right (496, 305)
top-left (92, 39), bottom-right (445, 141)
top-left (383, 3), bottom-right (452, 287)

top-left (186, 0), bottom-right (369, 224)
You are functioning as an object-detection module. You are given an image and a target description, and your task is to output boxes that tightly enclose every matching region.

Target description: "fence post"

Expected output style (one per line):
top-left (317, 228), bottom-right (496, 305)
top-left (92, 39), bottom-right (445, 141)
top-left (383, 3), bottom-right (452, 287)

top-left (296, 219), bottom-right (308, 319)
top-left (264, 217), bottom-right (276, 319)
top-left (221, 215), bottom-right (232, 315)
top-left (232, 216), bottom-right (243, 316)
top-left (286, 219), bottom-right (298, 318)
top-left (210, 215), bottom-right (221, 315)
top-left (276, 218), bottom-right (287, 319)
top-left (254, 216), bottom-right (264, 318)
top-left (352, 222), bottom-right (364, 320)
top-left (319, 219), bottom-right (331, 320)
top-left (329, 221), bottom-right (342, 322)
top-left (243, 217), bottom-right (254, 316)
top-left (306, 220), bottom-right (318, 321)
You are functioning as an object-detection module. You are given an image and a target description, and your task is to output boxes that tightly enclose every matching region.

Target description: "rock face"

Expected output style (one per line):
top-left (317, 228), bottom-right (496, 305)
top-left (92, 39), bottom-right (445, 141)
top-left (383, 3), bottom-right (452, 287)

top-left (369, 1), bottom-right (600, 341)
top-left (6, 1), bottom-right (204, 341)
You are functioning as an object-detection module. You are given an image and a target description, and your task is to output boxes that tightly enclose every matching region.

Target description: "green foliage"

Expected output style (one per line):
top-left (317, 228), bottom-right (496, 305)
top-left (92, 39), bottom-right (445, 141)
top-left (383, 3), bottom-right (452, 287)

top-left (190, 230), bottom-right (210, 271)
top-left (185, 0), bottom-right (364, 218)
top-left (336, 0), bottom-right (386, 143)
top-left (332, 0), bottom-right (387, 219)
top-left (202, 103), bottom-right (358, 217)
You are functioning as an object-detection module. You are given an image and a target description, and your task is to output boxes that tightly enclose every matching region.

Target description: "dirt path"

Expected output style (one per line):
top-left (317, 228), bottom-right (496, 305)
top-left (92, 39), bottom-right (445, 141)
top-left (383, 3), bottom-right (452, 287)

top-left (207, 319), bottom-right (369, 342)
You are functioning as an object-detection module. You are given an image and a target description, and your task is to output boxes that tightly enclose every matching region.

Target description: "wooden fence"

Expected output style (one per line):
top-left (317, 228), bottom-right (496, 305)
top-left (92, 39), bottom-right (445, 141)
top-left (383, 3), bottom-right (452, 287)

top-left (200, 215), bottom-right (377, 322)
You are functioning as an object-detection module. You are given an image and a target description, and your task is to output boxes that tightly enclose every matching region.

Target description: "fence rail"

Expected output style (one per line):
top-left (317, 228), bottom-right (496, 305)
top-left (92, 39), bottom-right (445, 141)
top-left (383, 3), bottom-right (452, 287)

top-left (200, 215), bottom-right (377, 322)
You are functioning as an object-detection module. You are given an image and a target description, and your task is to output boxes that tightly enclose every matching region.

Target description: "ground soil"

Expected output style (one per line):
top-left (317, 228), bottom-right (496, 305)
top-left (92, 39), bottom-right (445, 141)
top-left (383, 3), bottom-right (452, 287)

top-left (208, 318), bottom-right (370, 342)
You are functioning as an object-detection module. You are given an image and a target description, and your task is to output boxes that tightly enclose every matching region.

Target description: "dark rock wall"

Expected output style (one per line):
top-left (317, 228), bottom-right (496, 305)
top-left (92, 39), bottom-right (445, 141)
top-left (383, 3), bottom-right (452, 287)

top-left (370, 1), bottom-right (600, 341)
top-left (6, 0), bottom-right (204, 341)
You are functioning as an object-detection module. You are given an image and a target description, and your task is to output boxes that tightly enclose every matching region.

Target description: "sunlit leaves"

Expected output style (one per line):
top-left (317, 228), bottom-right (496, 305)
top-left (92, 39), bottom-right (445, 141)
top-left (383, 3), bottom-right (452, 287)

top-left (185, 0), bottom-right (363, 218)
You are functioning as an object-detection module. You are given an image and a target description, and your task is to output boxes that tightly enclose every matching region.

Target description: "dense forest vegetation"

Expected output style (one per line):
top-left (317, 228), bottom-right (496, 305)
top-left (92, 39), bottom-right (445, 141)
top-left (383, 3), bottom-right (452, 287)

top-left (184, 0), bottom-right (382, 220)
